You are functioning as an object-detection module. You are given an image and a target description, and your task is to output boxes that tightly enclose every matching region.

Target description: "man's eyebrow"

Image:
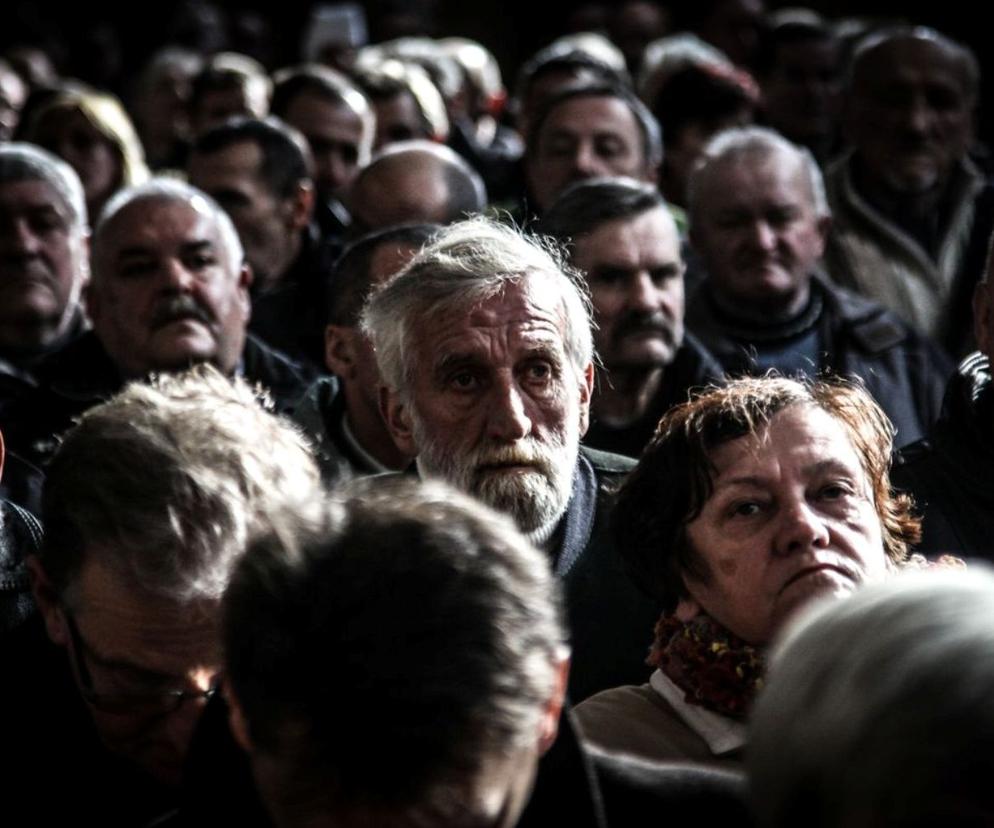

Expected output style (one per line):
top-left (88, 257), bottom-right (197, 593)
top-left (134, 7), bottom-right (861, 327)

top-left (713, 475), bottom-right (769, 491)
top-left (805, 459), bottom-right (860, 478)
top-left (115, 239), bottom-right (215, 260)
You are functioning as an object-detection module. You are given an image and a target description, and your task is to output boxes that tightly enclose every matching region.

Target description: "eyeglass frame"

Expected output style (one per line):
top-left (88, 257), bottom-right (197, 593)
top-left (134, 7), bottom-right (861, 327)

top-left (63, 609), bottom-right (220, 716)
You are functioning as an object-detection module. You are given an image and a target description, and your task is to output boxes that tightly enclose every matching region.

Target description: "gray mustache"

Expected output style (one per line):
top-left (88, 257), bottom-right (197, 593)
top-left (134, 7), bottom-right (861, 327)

top-left (151, 295), bottom-right (214, 329)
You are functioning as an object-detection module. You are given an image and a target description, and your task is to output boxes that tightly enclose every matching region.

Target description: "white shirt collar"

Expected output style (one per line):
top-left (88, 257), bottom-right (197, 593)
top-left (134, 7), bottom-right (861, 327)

top-left (649, 669), bottom-right (747, 756)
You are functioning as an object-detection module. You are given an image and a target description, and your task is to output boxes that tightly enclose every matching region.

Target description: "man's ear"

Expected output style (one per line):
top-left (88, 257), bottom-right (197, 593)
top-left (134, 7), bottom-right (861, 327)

top-left (237, 262), bottom-right (253, 322)
top-left (577, 362), bottom-right (595, 437)
top-left (286, 182), bottom-right (315, 231)
top-left (325, 325), bottom-right (357, 379)
top-left (974, 281), bottom-right (992, 357)
top-left (538, 652), bottom-right (571, 755)
top-left (814, 213), bottom-right (833, 254)
top-left (380, 386), bottom-right (417, 456)
top-left (26, 556), bottom-right (68, 647)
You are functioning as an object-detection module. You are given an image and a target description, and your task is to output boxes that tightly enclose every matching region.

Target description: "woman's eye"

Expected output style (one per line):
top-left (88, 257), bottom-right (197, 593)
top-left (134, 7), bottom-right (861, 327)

top-left (732, 501), bottom-right (761, 517)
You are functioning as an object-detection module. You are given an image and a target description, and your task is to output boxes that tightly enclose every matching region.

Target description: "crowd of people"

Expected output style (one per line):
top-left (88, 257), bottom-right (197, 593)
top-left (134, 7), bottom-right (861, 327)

top-left (2, 2), bottom-right (994, 825)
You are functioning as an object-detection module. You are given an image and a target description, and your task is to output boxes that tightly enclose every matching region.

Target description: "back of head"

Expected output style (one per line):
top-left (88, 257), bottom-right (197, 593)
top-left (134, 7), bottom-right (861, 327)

top-left (41, 365), bottom-right (320, 603)
top-left (750, 566), bottom-right (994, 828)
top-left (223, 476), bottom-right (566, 827)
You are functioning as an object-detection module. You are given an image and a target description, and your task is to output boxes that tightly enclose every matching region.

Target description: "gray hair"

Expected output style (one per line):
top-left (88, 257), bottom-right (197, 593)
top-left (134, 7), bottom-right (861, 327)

top-left (41, 365), bottom-right (321, 603)
top-left (750, 566), bottom-right (994, 828)
top-left (849, 25), bottom-right (979, 101)
top-left (0, 142), bottom-right (87, 234)
top-left (91, 177), bottom-right (244, 285)
top-left (361, 216), bottom-right (594, 395)
top-left (687, 126), bottom-right (829, 226)
top-left (223, 476), bottom-right (566, 824)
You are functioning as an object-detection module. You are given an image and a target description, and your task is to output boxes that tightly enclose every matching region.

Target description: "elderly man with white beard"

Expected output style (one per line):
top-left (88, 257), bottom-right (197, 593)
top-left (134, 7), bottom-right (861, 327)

top-left (362, 216), bottom-right (661, 701)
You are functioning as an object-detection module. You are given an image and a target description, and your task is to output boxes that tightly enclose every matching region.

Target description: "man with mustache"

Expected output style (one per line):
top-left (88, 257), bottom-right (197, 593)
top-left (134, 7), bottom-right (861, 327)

top-left (684, 126), bottom-right (951, 447)
top-left (3, 178), bottom-right (309, 467)
top-left (542, 177), bottom-right (723, 458)
top-left (362, 217), bottom-right (660, 701)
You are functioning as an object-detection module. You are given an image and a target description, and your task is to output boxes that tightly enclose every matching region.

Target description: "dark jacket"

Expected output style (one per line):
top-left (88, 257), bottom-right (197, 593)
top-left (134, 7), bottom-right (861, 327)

top-left (173, 694), bottom-right (750, 827)
top-left (249, 224), bottom-right (341, 374)
top-left (687, 275), bottom-right (953, 447)
top-left (1, 330), bottom-right (310, 469)
top-left (289, 376), bottom-right (381, 487)
top-left (543, 446), bottom-right (660, 702)
top-left (892, 352), bottom-right (994, 561)
top-left (0, 499), bottom-right (41, 633)
top-left (0, 617), bottom-right (178, 826)
top-left (583, 334), bottom-right (724, 459)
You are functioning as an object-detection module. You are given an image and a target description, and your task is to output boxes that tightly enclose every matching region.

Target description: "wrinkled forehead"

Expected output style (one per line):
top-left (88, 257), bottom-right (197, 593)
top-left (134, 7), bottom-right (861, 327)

top-left (99, 194), bottom-right (228, 258)
top-left (853, 36), bottom-right (972, 95)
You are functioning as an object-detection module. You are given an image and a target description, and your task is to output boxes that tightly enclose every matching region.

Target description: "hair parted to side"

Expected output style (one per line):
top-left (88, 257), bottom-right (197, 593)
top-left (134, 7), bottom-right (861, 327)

top-left (90, 177), bottom-right (244, 285)
top-left (41, 365), bottom-right (321, 603)
top-left (223, 476), bottom-right (566, 824)
top-left (751, 567), bottom-right (994, 828)
top-left (360, 215), bottom-right (594, 395)
top-left (687, 125), bottom-right (828, 226)
top-left (613, 375), bottom-right (920, 611)
top-left (0, 142), bottom-right (88, 235)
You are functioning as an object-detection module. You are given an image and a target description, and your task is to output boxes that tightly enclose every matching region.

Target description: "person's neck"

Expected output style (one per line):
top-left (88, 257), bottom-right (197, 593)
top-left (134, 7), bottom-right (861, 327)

top-left (0, 312), bottom-right (76, 364)
top-left (708, 281), bottom-right (811, 328)
top-left (344, 390), bottom-right (410, 470)
top-left (255, 233), bottom-right (304, 295)
top-left (593, 366), bottom-right (665, 428)
top-left (851, 155), bottom-right (948, 227)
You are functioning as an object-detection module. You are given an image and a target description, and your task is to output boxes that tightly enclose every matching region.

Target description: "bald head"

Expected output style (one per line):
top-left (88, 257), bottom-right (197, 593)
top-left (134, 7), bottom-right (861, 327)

top-left (346, 140), bottom-right (486, 235)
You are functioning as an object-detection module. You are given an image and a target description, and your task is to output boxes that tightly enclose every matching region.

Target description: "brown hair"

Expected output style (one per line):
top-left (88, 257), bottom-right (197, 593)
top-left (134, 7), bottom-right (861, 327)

top-left (613, 376), bottom-right (920, 611)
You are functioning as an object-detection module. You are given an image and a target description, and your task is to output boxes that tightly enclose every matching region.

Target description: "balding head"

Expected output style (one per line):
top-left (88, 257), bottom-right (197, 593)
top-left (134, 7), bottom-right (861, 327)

top-left (346, 140), bottom-right (486, 235)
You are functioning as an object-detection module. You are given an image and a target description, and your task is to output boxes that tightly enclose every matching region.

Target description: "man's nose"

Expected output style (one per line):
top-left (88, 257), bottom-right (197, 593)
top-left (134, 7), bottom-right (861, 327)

top-left (774, 498), bottom-right (830, 557)
top-left (572, 142), bottom-right (602, 178)
top-left (746, 219), bottom-right (778, 252)
top-left (902, 96), bottom-right (933, 136)
top-left (486, 377), bottom-right (532, 442)
top-left (160, 258), bottom-right (196, 291)
top-left (626, 271), bottom-right (662, 314)
top-left (4, 219), bottom-right (42, 256)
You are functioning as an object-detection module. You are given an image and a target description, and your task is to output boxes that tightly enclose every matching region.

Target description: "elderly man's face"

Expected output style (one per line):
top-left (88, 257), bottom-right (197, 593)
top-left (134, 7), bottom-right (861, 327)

top-left (527, 95), bottom-right (651, 212)
top-left (384, 275), bottom-right (593, 532)
top-left (691, 152), bottom-right (828, 316)
top-left (846, 37), bottom-right (973, 196)
top-left (0, 179), bottom-right (87, 349)
top-left (35, 557), bottom-right (220, 788)
top-left (571, 205), bottom-right (685, 372)
top-left (87, 196), bottom-right (251, 378)
top-left (679, 404), bottom-right (890, 645)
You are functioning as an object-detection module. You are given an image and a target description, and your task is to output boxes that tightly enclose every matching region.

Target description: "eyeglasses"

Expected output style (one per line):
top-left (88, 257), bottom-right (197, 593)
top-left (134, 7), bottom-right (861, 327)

top-left (64, 611), bottom-right (220, 717)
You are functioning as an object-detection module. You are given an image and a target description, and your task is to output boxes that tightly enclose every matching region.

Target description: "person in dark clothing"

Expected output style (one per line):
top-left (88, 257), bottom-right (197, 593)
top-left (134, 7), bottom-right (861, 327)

top-left (0, 143), bottom-right (89, 394)
top-left (3, 179), bottom-right (311, 468)
top-left (292, 223), bottom-right (439, 485)
top-left (0, 367), bottom-right (321, 826)
top-left (686, 126), bottom-right (952, 447)
top-left (188, 116), bottom-right (341, 371)
top-left (892, 253), bottom-right (994, 559)
top-left (542, 177), bottom-right (723, 459)
top-left (0, 429), bottom-right (42, 632)
top-left (204, 477), bottom-right (751, 828)
top-left (362, 217), bottom-right (660, 701)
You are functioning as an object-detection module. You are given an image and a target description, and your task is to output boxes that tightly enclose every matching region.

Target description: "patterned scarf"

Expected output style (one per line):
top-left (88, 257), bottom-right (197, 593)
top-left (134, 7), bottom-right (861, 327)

top-left (647, 614), bottom-right (765, 720)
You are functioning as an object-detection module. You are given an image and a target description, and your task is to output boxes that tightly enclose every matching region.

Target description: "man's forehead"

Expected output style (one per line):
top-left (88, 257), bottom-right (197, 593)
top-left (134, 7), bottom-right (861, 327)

top-left (706, 152), bottom-right (811, 208)
top-left (544, 95), bottom-right (638, 135)
top-left (104, 197), bottom-right (222, 249)
top-left (0, 177), bottom-right (70, 216)
top-left (855, 37), bottom-right (970, 93)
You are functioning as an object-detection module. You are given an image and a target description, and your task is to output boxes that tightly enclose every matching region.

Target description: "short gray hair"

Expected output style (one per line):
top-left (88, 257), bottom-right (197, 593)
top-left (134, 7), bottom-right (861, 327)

top-left (91, 177), bottom-right (244, 285)
top-left (41, 365), bottom-right (321, 603)
top-left (0, 142), bottom-right (87, 235)
top-left (750, 566), bottom-right (994, 827)
top-left (361, 216), bottom-right (594, 395)
top-left (687, 126), bottom-right (829, 226)
top-left (223, 477), bottom-right (566, 823)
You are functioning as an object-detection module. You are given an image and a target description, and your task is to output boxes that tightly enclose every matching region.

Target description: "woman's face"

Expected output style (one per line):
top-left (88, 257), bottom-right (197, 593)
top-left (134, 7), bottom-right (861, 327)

top-left (38, 108), bottom-right (121, 216)
top-left (678, 404), bottom-right (891, 645)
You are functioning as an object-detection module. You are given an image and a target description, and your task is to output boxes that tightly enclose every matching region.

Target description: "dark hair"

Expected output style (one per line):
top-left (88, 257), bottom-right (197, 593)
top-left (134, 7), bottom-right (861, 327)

top-left (223, 477), bottom-right (565, 821)
top-left (528, 81), bottom-right (663, 169)
top-left (271, 64), bottom-right (363, 117)
top-left (327, 223), bottom-right (439, 326)
top-left (651, 64), bottom-right (757, 148)
top-left (540, 176), bottom-right (665, 249)
top-left (613, 376), bottom-right (920, 611)
top-left (754, 10), bottom-right (838, 77)
top-left (514, 46), bottom-right (627, 106)
top-left (192, 116), bottom-right (311, 199)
